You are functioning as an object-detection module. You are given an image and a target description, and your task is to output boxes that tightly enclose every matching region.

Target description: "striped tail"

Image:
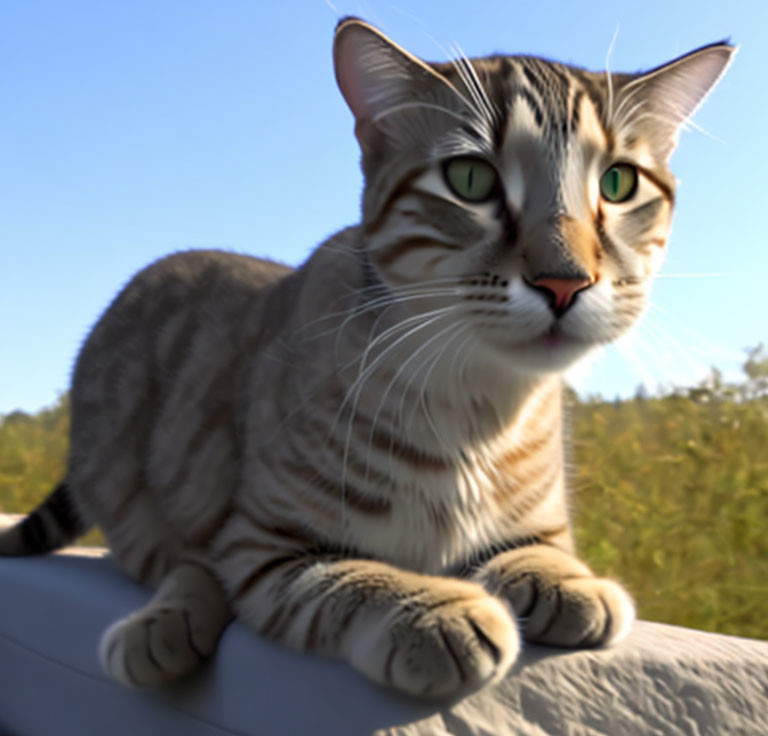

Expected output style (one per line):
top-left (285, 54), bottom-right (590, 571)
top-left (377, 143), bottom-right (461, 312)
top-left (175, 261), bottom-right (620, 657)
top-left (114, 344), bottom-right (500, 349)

top-left (0, 482), bottom-right (88, 556)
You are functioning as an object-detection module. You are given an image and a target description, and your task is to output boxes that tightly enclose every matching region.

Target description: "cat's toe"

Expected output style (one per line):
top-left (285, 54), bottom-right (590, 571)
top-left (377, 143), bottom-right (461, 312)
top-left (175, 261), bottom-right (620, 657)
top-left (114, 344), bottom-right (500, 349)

top-left (522, 575), bottom-right (635, 648)
top-left (352, 592), bottom-right (519, 698)
top-left (474, 545), bottom-right (635, 649)
top-left (99, 606), bottom-right (205, 687)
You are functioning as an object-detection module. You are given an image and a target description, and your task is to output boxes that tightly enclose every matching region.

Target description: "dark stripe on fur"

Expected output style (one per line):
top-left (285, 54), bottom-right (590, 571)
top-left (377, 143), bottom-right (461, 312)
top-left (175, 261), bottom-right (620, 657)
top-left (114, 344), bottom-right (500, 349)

top-left (520, 62), bottom-right (546, 98)
top-left (595, 213), bottom-right (622, 261)
top-left (635, 165), bottom-right (675, 204)
top-left (486, 58), bottom-right (512, 148)
top-left (283, 459), bottom-right (392, 516)
top-left (356, 414), bottom-right (454, 472)
top-left (536, 523), bottom-right (570, 544)
top-left (516, 88), bottom-right (544, 127)
top-left (0, 482), bottom-right (86, 556)
top-left (570, 89), bottom-right (584, 134)
top-left (370, 235), bottom-right (461, 270)
top-left (450, 534), bottom-right (542, 578)
top-left (20, 513), bottom-right (47, 554)
top-left (231, 555), bottom-right (303, 600)
top-left (363, 168), bottom-right (427, 236)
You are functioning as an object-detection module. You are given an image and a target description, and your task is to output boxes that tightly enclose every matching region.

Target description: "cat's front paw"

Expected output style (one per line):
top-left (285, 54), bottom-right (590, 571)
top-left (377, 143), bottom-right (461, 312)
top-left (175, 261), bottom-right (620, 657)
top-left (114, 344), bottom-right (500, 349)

top-left (475, 545), bottom-right (635, 648)
top-left (348, 586), bottom-right (519, 698)
top-left (516, 573), bottom-right (634, 647)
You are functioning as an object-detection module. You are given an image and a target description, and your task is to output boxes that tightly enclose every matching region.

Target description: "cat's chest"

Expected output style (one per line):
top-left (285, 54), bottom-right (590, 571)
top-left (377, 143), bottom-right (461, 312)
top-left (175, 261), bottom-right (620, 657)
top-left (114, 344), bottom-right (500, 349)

top-left (345, 467), bottom-right (521, 574)
top-left (343, 427), bottom-right (565, 573)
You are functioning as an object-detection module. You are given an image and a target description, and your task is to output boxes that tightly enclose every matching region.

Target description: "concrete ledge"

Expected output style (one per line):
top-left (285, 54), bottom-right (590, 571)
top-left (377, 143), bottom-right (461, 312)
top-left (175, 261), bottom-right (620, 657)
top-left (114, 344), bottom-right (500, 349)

top-left (0, 537), bottom-right (765, 734)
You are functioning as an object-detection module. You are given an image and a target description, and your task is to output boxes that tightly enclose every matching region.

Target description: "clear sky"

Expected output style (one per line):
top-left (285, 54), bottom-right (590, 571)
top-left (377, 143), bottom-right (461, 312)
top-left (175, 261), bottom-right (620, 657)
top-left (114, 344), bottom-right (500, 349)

top-left (1, 1), bottom-right (765, 414)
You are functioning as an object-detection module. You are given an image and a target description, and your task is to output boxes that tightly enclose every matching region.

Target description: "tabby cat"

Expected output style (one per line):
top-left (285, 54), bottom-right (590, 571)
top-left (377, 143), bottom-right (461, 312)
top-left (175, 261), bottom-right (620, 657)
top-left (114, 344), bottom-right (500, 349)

top-left (0, 18), bottom-right (732, 698)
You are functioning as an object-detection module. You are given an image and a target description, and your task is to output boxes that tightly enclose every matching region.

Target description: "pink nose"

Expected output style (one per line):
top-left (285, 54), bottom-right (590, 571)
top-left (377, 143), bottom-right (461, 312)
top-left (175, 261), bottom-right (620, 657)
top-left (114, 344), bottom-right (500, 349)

top-left (529, 275), bottom-right (594, 315)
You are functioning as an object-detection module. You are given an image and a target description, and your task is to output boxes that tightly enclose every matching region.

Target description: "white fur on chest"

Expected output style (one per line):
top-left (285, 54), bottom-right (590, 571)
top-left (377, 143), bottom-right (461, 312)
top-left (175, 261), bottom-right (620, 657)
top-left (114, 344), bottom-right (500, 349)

top-left (341, 373), bottom-right (562, 574)
top-left (345, 459), bottom-right (512, 574)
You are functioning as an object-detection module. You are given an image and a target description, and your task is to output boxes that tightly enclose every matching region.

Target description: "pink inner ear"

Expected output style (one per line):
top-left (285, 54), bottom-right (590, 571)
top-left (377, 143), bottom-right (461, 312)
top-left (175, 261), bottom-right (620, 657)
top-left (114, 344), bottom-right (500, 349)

top-left (335, 31), bottom-right (373, 122)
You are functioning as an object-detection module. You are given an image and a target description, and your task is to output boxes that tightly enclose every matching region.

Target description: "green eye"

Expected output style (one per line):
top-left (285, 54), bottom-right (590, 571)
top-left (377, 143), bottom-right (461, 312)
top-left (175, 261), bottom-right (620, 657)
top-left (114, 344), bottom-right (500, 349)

top-left (444, 157), bottom-right (498, 202)
top-left (600, 163), bottom-right (638, 203)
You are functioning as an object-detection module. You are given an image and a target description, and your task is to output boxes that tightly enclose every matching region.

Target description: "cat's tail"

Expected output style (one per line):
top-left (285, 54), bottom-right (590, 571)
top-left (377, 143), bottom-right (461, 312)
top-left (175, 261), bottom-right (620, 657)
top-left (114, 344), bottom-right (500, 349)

top-left (0, 482), bottom-right (89, 556)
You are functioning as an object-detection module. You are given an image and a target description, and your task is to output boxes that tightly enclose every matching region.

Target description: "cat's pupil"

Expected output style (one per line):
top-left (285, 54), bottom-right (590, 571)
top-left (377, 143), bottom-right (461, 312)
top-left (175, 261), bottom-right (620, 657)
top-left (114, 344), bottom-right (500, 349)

top-left (608, 170), bottom-right (619, 194)
top-left (444, 157), bottom-right (497, 202)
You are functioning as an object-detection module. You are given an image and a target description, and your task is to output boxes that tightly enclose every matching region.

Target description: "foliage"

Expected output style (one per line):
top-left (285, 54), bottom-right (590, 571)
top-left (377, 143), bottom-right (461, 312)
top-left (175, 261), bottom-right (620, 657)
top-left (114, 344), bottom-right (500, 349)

top-left (570, 378), bottom-right (768, 640)
top-left (1, 351), bottom-right (766, 639)
top-left (0, 396), bottom-right (69, 512)
top-left (0, 395), bottom-right (103, 546)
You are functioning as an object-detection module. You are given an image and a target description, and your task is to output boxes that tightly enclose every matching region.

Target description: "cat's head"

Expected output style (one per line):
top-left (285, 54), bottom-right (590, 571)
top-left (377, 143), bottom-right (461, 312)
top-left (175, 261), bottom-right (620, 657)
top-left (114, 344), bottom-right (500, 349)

top-left (333, 18), bottom-right (733, 375)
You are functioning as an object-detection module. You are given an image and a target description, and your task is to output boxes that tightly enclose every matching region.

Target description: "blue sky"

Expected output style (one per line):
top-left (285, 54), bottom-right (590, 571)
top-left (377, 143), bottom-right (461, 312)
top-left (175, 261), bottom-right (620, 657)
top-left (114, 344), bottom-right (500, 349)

top-left (1, 1), bottom-right (765, 414)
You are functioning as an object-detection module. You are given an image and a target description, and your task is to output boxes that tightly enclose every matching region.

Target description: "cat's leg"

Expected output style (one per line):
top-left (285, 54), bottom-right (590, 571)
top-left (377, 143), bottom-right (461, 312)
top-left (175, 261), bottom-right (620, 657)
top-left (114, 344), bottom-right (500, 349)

top-left (226, 556), bottom-right (519, 698)
top-left (100, 562), bottom-right (232, 687)
top-left (471, 544), bottom-right (635, 648)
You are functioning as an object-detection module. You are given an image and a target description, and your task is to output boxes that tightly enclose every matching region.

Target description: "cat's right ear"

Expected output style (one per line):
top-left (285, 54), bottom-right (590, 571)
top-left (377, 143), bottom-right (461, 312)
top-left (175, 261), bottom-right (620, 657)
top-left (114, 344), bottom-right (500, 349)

top-left (613, 42), bottom-right (736, 160)
top-left (333, 17), bottom-right (459, 151)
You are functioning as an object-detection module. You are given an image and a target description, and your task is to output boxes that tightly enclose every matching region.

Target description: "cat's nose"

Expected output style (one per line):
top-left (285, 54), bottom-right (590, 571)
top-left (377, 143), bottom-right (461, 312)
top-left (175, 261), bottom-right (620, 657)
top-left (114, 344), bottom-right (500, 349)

top-left (527, 275), bottom-right (594, 316)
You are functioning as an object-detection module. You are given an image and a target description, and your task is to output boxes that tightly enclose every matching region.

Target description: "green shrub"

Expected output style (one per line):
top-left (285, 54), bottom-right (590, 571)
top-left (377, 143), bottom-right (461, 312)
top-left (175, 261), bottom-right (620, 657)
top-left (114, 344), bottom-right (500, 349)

top-left (570, 389), bottom-right (768, 639)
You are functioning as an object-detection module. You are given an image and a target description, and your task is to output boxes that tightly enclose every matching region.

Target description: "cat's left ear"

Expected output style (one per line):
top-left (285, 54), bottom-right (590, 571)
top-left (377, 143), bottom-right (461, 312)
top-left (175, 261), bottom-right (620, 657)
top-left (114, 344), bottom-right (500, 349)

top-left (333, 17), bottom-right (462, 151)
top-left (614, 42), bottom-right (736, 160)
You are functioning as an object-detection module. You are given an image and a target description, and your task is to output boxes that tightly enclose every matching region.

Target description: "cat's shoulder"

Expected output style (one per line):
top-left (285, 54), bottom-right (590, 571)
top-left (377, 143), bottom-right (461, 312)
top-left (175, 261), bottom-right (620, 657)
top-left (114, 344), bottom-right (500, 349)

top-left (121, 249), bottom-right (295, 298)
top-left (143, 249), bottom-right (293, 284)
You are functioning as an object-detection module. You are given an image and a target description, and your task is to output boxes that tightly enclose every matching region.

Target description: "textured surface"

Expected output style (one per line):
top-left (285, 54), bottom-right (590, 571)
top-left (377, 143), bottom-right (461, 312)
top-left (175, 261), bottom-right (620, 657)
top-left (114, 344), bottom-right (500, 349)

top-left (0, 536), bottom-right (765, 735)
top-left (379, 621), bottom-right (768, 736)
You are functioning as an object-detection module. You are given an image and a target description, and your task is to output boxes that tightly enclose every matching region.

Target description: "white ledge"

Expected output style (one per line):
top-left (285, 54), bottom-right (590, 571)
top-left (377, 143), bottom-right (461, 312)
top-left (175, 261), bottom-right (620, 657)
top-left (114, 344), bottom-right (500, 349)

top-left (0, 548), bottom-right (766, 735)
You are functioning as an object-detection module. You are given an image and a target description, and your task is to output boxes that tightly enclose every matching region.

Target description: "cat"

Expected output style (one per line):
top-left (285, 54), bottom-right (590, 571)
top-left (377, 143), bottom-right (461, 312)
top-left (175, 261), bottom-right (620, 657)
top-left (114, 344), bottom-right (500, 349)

top-left (0, 17), bottom-right (733, 698)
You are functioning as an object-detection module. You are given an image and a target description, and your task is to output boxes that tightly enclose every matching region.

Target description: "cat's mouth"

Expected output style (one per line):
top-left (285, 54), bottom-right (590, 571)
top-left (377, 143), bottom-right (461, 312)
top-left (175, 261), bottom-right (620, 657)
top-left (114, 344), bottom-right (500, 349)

top-left (519, 323), bottom-right (591, 366)
top-left (541, 325), bottom-right (564, 347)
top-left (509, 323), bottom-right (574, 351)
top-left (531, 323), bottom-right (579, 350)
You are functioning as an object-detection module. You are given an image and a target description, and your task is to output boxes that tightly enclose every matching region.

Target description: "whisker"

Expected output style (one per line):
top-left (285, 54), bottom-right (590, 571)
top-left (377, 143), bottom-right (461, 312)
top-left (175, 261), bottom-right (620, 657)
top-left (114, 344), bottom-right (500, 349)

top-left (331, 307), bottom-right (459, 512)
top-left (262, 298), bottom-right (461, 452)
top-left (634, 317), bottom-right (713, 387)
top-left (679, 116), bottom-right (727, 145)
top-left (383, 8), bottom-right (488, 125)
top-left (347, 287), bottom-right (463, 352)
top-left (356, 305), bottom-right (458, 376)
top-left (655, 272), bottom-right (735, 279)
top-left (366, 319), bottom-right (467, 482)
top-left (611, 332), bottom-right (659, 394)
top-left (604, 23), bottom-right (620, 123)
top-left (293, 276), bottom-right (464, 337)
top-left (295, 287), bottom-right (461, 346)
top-left (597, 303), bottom-right (742, 398)
top-left (647, 302), bottom-right (743, 363)
top-left (449, 43), bottom-right (498, 128)
top-left (372, 101), bottom-right (469, 126)
top-left (408, 323), bottom-right (472, 456)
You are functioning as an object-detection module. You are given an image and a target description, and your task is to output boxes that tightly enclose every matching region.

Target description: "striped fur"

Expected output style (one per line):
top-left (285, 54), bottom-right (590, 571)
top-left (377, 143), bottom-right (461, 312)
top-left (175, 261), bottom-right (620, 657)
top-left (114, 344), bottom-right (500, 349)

top-left (0, 18), bottom-right (733, 697)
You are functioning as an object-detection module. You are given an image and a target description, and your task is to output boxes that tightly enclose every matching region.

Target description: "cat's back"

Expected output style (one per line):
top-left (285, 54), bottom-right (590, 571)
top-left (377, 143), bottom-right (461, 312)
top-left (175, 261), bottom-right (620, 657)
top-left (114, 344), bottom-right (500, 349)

top-left (71, 249), bottom-right (298, 445)
top-left (118, 249), bottom-right (294, 315)
top-left (66, 250), bottom-right (299, 571)
top-left (77, 249), bottom-right (295, 363)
